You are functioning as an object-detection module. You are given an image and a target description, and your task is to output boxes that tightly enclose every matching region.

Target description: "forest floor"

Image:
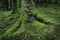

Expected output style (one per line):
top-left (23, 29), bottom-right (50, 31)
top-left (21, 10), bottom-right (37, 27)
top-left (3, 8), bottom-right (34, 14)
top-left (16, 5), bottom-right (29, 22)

top-left (0, 4), bottom-right (60, 40)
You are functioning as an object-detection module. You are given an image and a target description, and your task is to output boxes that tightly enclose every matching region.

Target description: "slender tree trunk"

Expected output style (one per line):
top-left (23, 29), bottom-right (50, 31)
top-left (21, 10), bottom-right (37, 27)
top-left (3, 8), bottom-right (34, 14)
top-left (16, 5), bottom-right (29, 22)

top-left (12, 0), bottom-right (17, 13)
top-left (9, 0), bottom-right (12, 10)
top-left (2, 0), bottom-right (9, 11)
top-left (19, 0), bottom-right (21, 8)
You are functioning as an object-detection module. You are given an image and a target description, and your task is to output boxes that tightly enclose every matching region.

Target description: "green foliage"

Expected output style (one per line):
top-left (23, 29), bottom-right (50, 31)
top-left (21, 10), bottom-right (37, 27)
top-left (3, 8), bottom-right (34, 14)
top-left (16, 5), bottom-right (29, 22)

top-left (0, 4), bottom-right (60, 40)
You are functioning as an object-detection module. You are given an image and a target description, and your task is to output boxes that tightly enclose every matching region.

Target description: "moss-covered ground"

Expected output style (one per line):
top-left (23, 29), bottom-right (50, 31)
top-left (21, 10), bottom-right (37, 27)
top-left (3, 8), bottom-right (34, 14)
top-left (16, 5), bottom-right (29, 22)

top-left (0, 4), bottom-right (60, 40)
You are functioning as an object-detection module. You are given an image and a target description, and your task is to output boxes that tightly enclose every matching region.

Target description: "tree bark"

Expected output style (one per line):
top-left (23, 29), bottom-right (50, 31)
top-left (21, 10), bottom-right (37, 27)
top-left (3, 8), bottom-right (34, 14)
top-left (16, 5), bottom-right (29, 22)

top-left (21, 0), bottom-right (35, 22)
top-left (21, 0), bottom-right (51, 24)
top-left (12, 0), bottom-right (17, 13)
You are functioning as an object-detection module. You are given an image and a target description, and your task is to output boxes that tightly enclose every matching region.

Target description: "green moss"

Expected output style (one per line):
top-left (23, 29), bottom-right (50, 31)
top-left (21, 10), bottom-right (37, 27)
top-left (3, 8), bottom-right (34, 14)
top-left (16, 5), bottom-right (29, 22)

top-left (0, 4), bottom-right (60, 40)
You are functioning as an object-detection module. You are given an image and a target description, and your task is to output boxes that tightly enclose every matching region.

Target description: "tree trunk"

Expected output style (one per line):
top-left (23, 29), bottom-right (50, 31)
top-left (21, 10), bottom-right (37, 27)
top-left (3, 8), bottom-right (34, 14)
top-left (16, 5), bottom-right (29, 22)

top-left (9, 0), bottom-right (12, 10)
top-left (21, 0), bottom-right (51, 24)
top-left (19, 0), bottom-right (21, 8)
top-left (12, 0), bottom-right (17, 13)
top-left (2, 0), bottom-right (9, 11)
top-left (21, 0), bottom-right (35, 22)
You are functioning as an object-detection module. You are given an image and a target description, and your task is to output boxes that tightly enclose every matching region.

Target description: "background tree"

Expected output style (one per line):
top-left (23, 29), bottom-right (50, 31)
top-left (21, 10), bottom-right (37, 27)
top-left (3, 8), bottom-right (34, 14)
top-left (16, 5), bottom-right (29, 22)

top-left (12, 0), bottom-right (17, 13)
